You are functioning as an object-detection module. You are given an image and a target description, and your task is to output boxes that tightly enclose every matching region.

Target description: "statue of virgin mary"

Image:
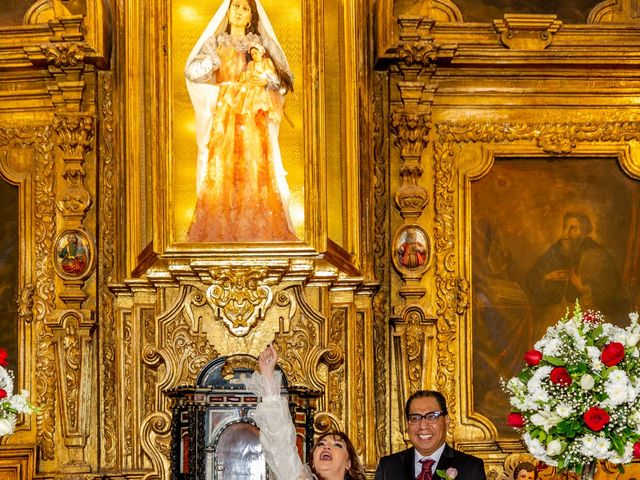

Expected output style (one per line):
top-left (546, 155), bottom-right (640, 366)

top-left (184, 0), bottom-right (298, 242)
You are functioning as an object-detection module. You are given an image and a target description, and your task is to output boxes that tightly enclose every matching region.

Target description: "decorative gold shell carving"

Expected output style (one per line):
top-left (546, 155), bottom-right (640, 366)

top-left (205, 267), bottom-right (273, 337)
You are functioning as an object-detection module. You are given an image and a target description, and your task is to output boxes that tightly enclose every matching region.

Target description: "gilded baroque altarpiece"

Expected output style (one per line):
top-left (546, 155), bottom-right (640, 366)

top-left (0, 0), bottom-right (640, 479)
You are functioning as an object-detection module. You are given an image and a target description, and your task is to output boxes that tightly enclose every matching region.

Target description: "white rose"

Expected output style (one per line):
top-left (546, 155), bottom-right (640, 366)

top-left (546, 439), bottom-right (562, 456)
top-left (581, 374), bottom-right (595, 391)
top-left (626, 333), bottom-right (640, 347)
top-left (629, 312), bottom-right (639, 323)
top-left (0, 418), bottom-right (15, 436)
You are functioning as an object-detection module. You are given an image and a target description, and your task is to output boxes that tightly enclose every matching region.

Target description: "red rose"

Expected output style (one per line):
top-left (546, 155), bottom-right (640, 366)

top-left (583, 406), bottom-right (610, 431)
top-left (0, 388), bottom-right (6, 399)
top-left (507, 412), bottom-right (525, 428)
top-left (601, 342), bottom-right (625, 367)
top-left (0, 348), bottom-right (7, 367)
top-left (634, 442), bottom-right (640, 459)
top-left (524, 349), bottom-right (543, 366)
top-left (550, 366), bottom-right (572, 386)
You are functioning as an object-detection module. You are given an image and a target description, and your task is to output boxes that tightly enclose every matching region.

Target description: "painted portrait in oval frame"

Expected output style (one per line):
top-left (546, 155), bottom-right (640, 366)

top-left (393, 225), bottom-right (431, 274)
top-left (54, 229), bottom-right (94, 280)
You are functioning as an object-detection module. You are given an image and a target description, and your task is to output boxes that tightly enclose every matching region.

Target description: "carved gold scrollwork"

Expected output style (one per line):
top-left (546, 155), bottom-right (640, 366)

top-left (314, 412), bottom-right (342, 435)
top-left (326, 308), bottom-right (346, 421)
top-left (41, 40), bottom-right (87, 111)
top-left (456, 277), bottom-right (470, 316)
top-left (0, 126), bottom-right (61, 460)
top-left (372, 71), bottom-right (390, 455)
top-left (390, 111), bottom-right (430, 160)
top-left (98, 71), bottom-right (118, 468)
top-left (493, 14), bottom-right (562, 51)
top-left (397, 40), bottom-right (438, 69)
top-left (18, 284), bottom-right (35, 323)
top-left (205, 268), bottom-right (273, 337)
top-left (271, 286), bottom-right (328, 391)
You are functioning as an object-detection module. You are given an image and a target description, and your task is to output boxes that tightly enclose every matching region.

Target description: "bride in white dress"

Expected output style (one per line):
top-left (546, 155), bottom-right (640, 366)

top-left (246, 345), bottom-right (366, 480)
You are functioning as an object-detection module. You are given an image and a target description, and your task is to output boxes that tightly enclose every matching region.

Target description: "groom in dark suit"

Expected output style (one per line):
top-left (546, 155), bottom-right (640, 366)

top-left (375, 390), bottom-right (486, 480)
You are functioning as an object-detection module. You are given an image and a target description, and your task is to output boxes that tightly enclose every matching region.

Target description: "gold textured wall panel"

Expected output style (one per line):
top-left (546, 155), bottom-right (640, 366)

top-left (1, 0), bottom-right (640, 479)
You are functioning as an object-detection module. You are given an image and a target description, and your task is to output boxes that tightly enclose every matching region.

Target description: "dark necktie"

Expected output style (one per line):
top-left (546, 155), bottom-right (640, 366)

top-left (417, 458), bottom-right (436, 480)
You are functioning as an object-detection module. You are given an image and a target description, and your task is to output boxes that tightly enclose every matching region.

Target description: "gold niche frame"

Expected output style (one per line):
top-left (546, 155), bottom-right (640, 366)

top-left (124, 0), bottom-right (361, 276)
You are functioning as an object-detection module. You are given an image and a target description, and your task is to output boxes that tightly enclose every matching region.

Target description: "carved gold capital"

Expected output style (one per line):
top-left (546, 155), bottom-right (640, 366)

top-left (390, 111), bottom-right (430, 217)
top-left (55, 115), bottom-right (95, 224)
top-left (42, 42), bottom-right (85, 68)
top-left (494, 14), bottom-right (562, 50)
top-left (397, 40), bottom-right (438, 70)
top-left (390, 111), bottom-right (430, 160)
top-left (54, 115), bottom-right (94, 160)
top-left (396, 16), bottom-right (437, 75)
top-left (205, 268), bottom-right (273, 336)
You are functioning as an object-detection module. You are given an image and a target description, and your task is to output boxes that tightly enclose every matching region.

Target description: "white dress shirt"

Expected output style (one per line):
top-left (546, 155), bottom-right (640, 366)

top-left (413, 443), bottom-right (446, 477)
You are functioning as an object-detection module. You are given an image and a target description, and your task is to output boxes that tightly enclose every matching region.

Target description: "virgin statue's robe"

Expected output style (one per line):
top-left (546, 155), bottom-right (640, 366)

top-left (186, 33), bottom-right (297, 242)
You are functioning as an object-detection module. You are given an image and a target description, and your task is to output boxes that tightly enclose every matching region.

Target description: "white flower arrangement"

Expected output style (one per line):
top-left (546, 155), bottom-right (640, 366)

top-left (504, 304), bottom-right (640, 474)
top-left (0, 348), bottom-right (37, 436)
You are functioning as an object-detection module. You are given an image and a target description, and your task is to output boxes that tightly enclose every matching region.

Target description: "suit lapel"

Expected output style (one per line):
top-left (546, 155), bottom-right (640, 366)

top-left (402, 447), bottom-right (416, 479)
top-left (435, 443), bottom-right (455, 473)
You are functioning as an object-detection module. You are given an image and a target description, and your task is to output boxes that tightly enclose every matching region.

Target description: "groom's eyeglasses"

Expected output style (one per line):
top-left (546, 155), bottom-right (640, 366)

top-left (406, 411), bottom-right (446, 425)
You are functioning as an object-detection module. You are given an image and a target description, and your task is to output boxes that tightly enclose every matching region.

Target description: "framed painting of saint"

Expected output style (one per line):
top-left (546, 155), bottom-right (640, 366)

top-left (470, 157), bottom-right (640, 437)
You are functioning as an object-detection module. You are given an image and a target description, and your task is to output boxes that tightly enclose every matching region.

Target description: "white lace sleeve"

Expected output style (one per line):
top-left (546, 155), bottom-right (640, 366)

top-left (246, 372), bottom-right (315, 480)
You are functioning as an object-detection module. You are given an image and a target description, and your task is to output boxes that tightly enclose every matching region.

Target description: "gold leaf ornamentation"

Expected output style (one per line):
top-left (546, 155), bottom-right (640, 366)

top-left (372, 70), bottom-right (390, 455)
top-left (205, 268), bottom-right (273, 337)
top-left (42, 42), bottom-right (85, 68)
top-left (98, 71), bottom-right (118, 467)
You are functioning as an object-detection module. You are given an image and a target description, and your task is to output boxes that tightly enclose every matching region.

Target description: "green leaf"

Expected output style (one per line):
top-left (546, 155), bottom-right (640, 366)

top-left (543, 356), bottom-right (565, 366)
